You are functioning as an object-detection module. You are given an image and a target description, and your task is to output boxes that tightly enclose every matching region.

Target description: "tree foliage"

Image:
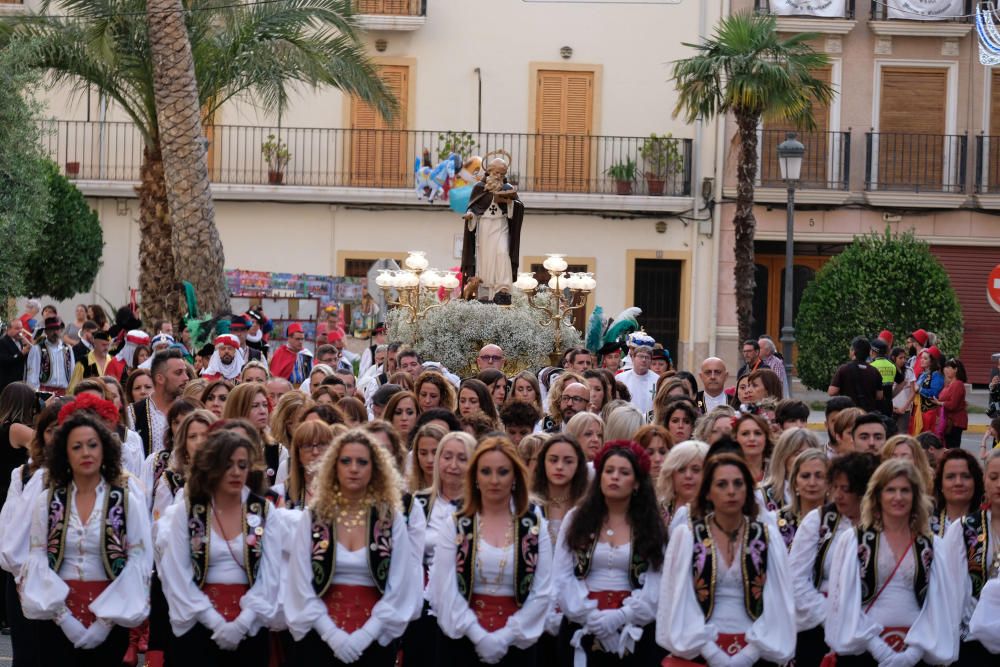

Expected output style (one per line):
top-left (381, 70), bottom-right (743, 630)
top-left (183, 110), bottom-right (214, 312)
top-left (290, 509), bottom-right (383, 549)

top-left (23, 162), bottom-right (104, 300)
top-left (0, 42), bottom-right (48, 319)
top-left (796, 228), bottom-right (963, 389)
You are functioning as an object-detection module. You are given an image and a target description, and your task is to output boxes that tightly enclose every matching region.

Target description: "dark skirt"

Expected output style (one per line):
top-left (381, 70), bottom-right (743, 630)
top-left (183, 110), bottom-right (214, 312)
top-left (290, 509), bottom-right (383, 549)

top-left (166, 622), bottom-right (269, 667)
top-left (400, 602), bottom-right (437, 665)
top-left (956, 639), bottom-right (995, 666)
top-left (37, 619), bottom-right (128, 667)
top-left (436, 632), bottom-right (537, 667)
top-left (795, 624), bottom-right (831, 667)
top-left (557, 618), bottom-right (665, 667)
top-left (289, 628), bottom-right (397, 666)
top-left (6, 574), bottom-right (39, 667)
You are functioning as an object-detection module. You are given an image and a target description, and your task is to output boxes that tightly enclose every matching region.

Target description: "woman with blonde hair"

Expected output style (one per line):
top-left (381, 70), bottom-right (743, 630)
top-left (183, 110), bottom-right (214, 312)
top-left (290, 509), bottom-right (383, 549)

top-left (428, 436), bottom-right (552, 665)
top-left (824, 458), bottom-right (957, 667)
top-left (415, 371), bottom-right (457, 412)
top-left (284, 428), bottom-right (421, 664)
top-left (408, 423), bottom-right (446, 492)
top-left (775, 449), bottom-right (829, 549)
top-left (692, 405), bottom-right (736, 444)
top-left (760, 427), bottom-right (820, 512)
top-left (224, 382), bottom-right (285, 489)
top-left (271, 420), bottom-right (335, 509)
top-left (153, 409), bottom-right (216, 520)
top-left (564, 411), bottom-right (604, 462)
top-left (337, 396), bottom-right (368, 427)
top-left (881, 434), bottom-right (934, 504)
top-left (239, 360), bottom-right (271, 384)
top-left (655, 439), bottom-right (709, 530)
top-left (517, 433), bottom-right (545, 480)
top-left (603, 404), bottom-right (643, 443)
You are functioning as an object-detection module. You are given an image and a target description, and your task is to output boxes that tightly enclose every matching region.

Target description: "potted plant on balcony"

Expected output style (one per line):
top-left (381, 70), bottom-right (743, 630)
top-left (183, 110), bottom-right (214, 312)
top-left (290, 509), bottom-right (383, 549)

top-left (436, 131), bottom-right (477, 161)
top-left (640, 133), bottom-right (682, 196)
top-left (261, 134), bottom-right (291, 185)
top-left (65, 161), bottom-right (80, 178)
top-left (606, 158), bottom-right (637, 195)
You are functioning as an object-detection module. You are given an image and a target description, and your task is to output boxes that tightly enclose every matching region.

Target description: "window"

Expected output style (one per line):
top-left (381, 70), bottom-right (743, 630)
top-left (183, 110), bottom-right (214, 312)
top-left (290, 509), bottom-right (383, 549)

top-left (350, 65), bottom-right (409, 187)
top-left (534, 70), bottom-right (594, 192)
top-left (760, 67), bottom-right (833, 188)
top-left (876, 67), bottom-right (947, 189)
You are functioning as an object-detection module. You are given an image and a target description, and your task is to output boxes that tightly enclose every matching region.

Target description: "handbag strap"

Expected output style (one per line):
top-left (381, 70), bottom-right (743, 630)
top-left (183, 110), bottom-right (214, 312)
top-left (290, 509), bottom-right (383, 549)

top-left (864, 540), bottom-right (912, 614)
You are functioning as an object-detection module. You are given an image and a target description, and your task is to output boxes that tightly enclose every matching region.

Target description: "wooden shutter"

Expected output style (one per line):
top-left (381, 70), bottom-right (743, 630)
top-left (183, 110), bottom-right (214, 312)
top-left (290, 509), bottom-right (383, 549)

top-left (988, 70), bottom-right (1000, 190)
top-left (535, 70), bottom-right (593, 192)
top-left (761, 67), bottom-right (832, 187)
top-left (350, 65), bottom-right (408, 187)
top-left (355, 0), bottom-right (414, 14)
top-left (877, 68), bottom-right (947, 189)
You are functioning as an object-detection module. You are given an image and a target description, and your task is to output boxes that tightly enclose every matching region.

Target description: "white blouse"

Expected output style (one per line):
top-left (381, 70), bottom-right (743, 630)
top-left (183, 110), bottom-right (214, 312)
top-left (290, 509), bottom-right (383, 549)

top-left (154, 488), bottom-right (283, 637)
top-left (283, 507), bottom-right (420, 646)
top-left (823, 529), bottom-right (959, 665)
top-left (205, 530), bottom-right (249, 585)
top-left (472, 541), bottom-right (515, 597)
top-left (428, 511), bottom-right (552, 653)
top-left (424, 495), bottom-right (460, 566)
top-left (121, 430), bottom-right (144, 479)
top-left (656, 519), bottom-right (795, 666)
top-left (21, 477), bottom-right (152, 628)
top-left (788, 507), bottom-right (853, 632)
top-left (944, 512), bottom-right (999, 649)
top-left (0, 466), bottom-right (45, 578)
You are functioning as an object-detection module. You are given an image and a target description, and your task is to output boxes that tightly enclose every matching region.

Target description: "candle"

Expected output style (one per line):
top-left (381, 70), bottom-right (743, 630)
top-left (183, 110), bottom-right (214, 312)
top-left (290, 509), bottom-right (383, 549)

top-left (542, 254), bottom-right (568, 273)
top-left (404, 251), bottom-right (429, 271)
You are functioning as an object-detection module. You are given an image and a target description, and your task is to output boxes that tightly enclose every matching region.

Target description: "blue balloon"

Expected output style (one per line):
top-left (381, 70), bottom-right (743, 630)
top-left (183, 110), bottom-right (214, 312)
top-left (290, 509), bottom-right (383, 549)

top-left (449, 184), bottom-right (472, 214)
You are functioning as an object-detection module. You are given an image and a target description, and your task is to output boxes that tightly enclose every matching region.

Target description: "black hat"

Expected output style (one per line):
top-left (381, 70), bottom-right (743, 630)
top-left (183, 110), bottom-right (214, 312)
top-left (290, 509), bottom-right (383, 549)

top-left (245, 310), bottom-right (263, 324)
top-left (43, 316), bottom-right (64, 330)
top-left (230, 315), bottom-right (249, 331)
top-left (598, 340), bottom-right (625, 357)
top-left (651, 348), bottom-right (669, 361)
top-left (197, 343), bottom-right (215, 359)
top-left (92, 330), bottom-right (111, 341)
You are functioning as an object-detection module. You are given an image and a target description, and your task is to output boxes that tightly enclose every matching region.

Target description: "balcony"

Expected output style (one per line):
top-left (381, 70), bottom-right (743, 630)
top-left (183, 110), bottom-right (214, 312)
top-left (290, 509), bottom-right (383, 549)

top-left (868, 0), bottom-right (973, 37)
top-left (354, 0), bottom-right (425, 31)
top-left (754, 0), bottom-right (857, 34)
top-left (864, 131), bottom-right (968, 207)
top-left (0, 0), bottom-right (26, 14)
top-left (41, 120), bottom-right (693, 212)
top-left (755, 129), bottom-right (852, 204)
top-left (973, 135), bottom-right (1000, 207)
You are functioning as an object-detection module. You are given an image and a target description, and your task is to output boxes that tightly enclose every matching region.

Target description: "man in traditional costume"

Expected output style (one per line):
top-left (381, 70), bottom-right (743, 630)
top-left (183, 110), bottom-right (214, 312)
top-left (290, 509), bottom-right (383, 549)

top-left (201, 334), bottom-right (245, 382)
top-left (68, 330), bottom-right (114, 392)
top-left (25, 317), bottom-right (74, 396)
top-left (461, 151), bottom-right (524, 302)
top-left (269, 323), bottom-right (312, 386)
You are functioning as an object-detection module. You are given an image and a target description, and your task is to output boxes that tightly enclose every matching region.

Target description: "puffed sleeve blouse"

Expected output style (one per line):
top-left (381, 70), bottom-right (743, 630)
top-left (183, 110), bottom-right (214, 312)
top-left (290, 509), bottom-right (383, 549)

top-left (427, 510), bottom-right (552, 652)
top-left (823, 529), bottom-right (958, 665)
top-left (656, 518), bottom-right (796, 665)
top-left (282, 506), bottom-right (420, 645)
top-left (0, 465), bottom-right (45, 578)
top-left (788, 506), bottom-right (852, 632)
top-left (154, 487), bottom-right (283, 636)
top-left (21, 476), bottom-right (152, 628)
top-left (945, 512), bottom-right (1000, 652)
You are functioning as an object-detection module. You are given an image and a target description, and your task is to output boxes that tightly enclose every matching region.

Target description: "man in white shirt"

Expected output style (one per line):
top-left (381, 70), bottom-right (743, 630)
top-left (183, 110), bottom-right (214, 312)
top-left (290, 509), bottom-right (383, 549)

top-left (26, 317), bottom-right (75, 396)
top-left (617, 346), bottom-right (658, 416)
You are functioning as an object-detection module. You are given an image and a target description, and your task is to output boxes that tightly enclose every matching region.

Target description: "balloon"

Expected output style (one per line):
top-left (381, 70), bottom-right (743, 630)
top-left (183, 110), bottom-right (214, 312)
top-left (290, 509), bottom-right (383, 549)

top-left (449, 184), bottom-right (472, 214)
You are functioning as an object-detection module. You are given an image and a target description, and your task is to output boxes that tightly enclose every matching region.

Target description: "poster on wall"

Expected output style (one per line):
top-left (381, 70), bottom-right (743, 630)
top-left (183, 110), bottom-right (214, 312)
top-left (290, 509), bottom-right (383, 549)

top-left (769, 0), bottom-right (847, 17)
top-left (886, 0), bottom-right (965, 20)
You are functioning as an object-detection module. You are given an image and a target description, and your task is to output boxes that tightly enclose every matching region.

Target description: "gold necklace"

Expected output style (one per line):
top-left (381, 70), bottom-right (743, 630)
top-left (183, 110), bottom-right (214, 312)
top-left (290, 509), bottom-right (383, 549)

top-left (711, 513), bottom-right (744, 565)
top-left (475, 513), bottom-right (515, 595)
top-left (334, 490), bottom-right (373, 529)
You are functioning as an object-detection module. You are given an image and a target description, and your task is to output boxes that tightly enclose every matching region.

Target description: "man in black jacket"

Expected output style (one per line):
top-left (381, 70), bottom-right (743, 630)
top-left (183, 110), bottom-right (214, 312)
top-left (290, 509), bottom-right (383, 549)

top-left (0, 319), bottom-right (31, 392)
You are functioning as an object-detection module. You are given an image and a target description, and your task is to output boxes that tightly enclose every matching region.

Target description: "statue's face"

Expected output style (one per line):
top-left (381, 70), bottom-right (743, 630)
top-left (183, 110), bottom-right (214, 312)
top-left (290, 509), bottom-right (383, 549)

top-left (487, 159), bottom-right (508, 176)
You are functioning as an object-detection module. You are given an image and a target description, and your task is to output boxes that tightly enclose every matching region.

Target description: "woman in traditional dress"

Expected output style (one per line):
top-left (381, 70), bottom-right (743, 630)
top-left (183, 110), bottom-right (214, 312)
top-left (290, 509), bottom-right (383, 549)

top-left (427, 435), bottom-right (552, 665)
top-left (156, 429), bottom-right (282, 666)
top-left (824, 458), bottom-right (958, 667)
top-left (200, 380), bottom-right (233, 420)
top-left (634, 424), bottom-right (672, 484)
top-left (269, 420), bottom-right (336, 511)
top-left (733, 413), bottom-right (774, 485)
top-left (788, 452), bottom-right (878, 667)
top-left (657, 453), bottom-right (796, 667)
top-left (554, 440), bottom-right (666, 666)
top-left (284, 428), bottom-right (420, 665)
top-left (775, 448), bottom-right (829, 550)
top-left (21, 408), bottom-right (151, 664)
top-left (929, 448), bottom-right (982, 538)
top-left (655, 439), bottom-right (709, 532)
top-left (415, 371), bottom-right (457, 413)
top-left (223, 382), bottom-right (284, 489)
top-left (761, 428), bottom-right (820, 514)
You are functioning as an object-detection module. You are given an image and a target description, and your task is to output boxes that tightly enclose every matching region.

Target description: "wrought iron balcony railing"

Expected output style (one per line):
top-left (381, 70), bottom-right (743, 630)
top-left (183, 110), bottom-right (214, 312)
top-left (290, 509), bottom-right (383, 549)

top-left (864, 131), bottom-right (967, 194)
top-left (41, 120), bottom-right (693, 197)
top-left (758, 129), bottom-right (851, 190)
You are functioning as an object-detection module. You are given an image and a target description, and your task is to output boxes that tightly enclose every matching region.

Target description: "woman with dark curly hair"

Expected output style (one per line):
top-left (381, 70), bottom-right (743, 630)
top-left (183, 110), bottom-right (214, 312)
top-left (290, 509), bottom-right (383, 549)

top-left (930, 447), bottom-right (984, 537)
top-left (428, 435), bottom-right (552, 665)
top-left (657, 453), bottom-right (795, 667)
top-left (20, 408), bottom-right (151, 664)
top-left (555, 440), bottom-right (666, 666)
top-left (283, 428), bottom-right (420, 665)
top-left (414, 371), bottom-right (457, 412)
top-left (156, 428), bottom-right (282, 666)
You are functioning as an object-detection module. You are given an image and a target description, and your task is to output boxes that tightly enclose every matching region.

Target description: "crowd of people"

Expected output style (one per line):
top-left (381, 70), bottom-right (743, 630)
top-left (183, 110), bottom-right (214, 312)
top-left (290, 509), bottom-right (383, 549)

top-left (0, 299), bottom-right (997, 667)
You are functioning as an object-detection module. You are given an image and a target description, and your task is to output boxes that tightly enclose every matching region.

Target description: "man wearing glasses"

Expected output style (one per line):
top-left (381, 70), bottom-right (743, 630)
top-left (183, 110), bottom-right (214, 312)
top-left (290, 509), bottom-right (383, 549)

top-left (476, 344), bottom-right (505, 372)
top-left (269, 322), bottom-right (313, 385)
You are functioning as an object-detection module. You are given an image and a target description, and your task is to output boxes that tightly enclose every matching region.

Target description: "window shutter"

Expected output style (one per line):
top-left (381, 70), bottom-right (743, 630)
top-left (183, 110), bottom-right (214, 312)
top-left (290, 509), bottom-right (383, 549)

top-left (761, 67), bottom-right (832, 187)
top-left (350, 65), bottom-right (408, 187)
top-left (877, 68), bottom-right (947, 189)
top-left (988, 70), bottom-right (1000, 189)
top-left (535, 70), bottom-right (593, 192)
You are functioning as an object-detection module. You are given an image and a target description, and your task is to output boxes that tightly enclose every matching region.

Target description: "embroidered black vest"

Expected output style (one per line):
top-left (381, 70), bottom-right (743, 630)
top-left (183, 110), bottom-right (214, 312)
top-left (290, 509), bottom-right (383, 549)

top-left (128, 398), bottom-right (152, 457)
top-left (959, 510), bottom-right (989, 600)
top-left (454, 511), bottom-right (540, 606)
top-left (47, 483), bottom-right (129, 579)
top-left (163, 470), bottom-right (184, 496)
top-left (38, 343), bottom-right (73, 385)
top-left (188, 492), bottom-right (268, 588)
top-left (856, 527), bottom-right (932, 608)
top-left (776, 508), bottom-right (799, 550)
top-left (263, 444), bottom-right (280, 487)
top-left (760, 484), bottom-right (781, 513)
top-left (309, 506), bottom-right (395, 597)
top-left (813, 502), bottom-right (842, 588)
top-left (928, 505), bottom-right (950, 538)
top-left (151, 450), bottom-right (171, 492)
top-left (572, 528), bottom-right (648, 590)
top-left (690, 516), bottom-right (769, 621)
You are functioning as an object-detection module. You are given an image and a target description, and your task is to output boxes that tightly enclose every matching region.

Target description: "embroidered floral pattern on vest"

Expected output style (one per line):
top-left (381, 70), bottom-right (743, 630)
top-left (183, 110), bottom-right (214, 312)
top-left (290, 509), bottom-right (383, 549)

top-left (776, 508), bottom-right (799, 550)
top-left (857, 527), bottom-right (932, 607)
top-left (691, 516), bottom-right (768, 621)
top-left (48, 484), bottom-right (128, 579)
top-left (961, 510), bottom-right (988, 599)
top-left (310, 512), bottom-right (335, 596)
top-left (368, 507), bottom-right (393, 594)
top-left (814, 503), bottom-right (841, 588)
top-left (455, 515), bottom-right (476, 601)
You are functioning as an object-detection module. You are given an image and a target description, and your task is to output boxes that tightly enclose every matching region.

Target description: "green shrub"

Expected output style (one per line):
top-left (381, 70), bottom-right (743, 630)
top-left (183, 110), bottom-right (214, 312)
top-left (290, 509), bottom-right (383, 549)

top-left (795, 228), bottom-right (963, 389)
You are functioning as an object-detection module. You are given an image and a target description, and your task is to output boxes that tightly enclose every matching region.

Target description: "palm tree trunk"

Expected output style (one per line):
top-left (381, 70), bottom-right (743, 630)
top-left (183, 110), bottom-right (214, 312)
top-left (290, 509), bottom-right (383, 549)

top-left (137, 147), bottom-right (181, 324)
top-left (733, 111), bottom-right (760, 345)
top-left (146, 0), bottom-right (230, 320)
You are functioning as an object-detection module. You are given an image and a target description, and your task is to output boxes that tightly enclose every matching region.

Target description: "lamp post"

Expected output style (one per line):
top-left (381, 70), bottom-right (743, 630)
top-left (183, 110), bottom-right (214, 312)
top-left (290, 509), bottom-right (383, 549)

top-left (375, 251), bottom-right (460, 344)
top-left (513, 254), bottom-right (596, 365)
top-left (777, 132), bottom-right (804, 393)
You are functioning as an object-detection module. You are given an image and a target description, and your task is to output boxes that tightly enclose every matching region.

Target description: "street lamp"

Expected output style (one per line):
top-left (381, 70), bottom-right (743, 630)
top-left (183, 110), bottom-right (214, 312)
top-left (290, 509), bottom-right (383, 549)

top-left (514, 254), bottom-right (596, 365)
top-left (777, 132), bottom-right (805, 393)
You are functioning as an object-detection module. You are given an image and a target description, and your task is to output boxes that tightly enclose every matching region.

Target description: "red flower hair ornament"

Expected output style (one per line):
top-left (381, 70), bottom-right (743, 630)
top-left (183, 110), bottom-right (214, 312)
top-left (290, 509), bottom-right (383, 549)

top-left (57, 393), bottom-right (120, 426)
top-left (594, 440), bottom-right (652, 476)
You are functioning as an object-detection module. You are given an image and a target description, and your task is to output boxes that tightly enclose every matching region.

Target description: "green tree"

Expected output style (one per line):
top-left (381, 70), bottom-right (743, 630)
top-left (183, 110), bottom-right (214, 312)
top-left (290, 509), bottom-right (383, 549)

top-left (3, 0), bottom-right (397, 322)
top-left (672, 12), bottom-right (833, 344)
top-left (23, 162), bottom-right (104, 300)
top-left (796, 229), bottom-right (964, 389)
top-left (0, 43), bottom-right (48, 319)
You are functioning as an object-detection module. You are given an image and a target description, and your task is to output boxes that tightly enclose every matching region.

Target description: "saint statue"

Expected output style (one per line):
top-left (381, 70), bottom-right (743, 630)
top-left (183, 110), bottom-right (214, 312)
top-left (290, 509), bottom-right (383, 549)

top-left (461, 151), bottom-right (524, 302)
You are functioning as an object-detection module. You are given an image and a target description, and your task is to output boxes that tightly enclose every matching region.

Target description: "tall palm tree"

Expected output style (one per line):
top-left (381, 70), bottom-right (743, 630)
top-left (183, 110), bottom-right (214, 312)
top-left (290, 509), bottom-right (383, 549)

top-left (3, 0), bottom-right (396, 323)
top-left (672, 11), bottom-right (832, 345)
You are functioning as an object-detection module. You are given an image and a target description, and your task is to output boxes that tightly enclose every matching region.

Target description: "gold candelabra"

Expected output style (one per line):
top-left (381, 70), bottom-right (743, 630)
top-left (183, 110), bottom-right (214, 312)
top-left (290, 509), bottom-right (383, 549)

top-left (513, 254), bottom-right (596, 365)
top-left (375, 251), bottom-right (459, 343)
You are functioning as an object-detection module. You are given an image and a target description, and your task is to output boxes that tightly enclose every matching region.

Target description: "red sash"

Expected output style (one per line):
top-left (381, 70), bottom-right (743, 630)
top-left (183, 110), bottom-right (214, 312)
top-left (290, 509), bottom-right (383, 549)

top-left (881, 627), bottom-right (909, 653)
top-left (470, 594), bottom-right (518, 633)
top-left (203, 583), bottom-right (249, 623)
top-left (661, 634), bottom-right (747, 667)
top-left (587, 590), bottom-right (631, 611)
top-left (66, 580), bottom-right (109, 628)
top-left (323, 584), bottom-right (380, 634)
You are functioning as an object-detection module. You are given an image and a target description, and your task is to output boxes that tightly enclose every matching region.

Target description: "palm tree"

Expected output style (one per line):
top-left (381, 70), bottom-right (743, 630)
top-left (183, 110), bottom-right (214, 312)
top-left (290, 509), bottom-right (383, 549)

top-left (3, 0), bottom-right (396, 323)
top-left (672, 11), bottom-right (833, 345)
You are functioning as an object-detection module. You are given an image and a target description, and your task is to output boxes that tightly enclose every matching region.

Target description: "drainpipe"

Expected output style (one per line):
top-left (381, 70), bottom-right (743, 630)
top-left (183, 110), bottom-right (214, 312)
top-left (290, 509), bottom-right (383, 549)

top-left (474, 68), bottom-right (482, 132)
top-left (708, 0), bottom-right (730, 356)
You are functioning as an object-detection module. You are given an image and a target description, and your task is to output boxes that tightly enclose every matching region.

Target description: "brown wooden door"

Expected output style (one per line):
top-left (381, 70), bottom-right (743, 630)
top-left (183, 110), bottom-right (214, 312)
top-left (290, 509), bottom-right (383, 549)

top-left (350, 65), bottom-right (408, 187)
top-left (753, 254), bottom-right (829, 362)
top-left (760, 67), bottom-right (832, 188)
top-left (877, 67), bottom-right (947, 189)
top-left (535, 70), bottom-right (593, 192)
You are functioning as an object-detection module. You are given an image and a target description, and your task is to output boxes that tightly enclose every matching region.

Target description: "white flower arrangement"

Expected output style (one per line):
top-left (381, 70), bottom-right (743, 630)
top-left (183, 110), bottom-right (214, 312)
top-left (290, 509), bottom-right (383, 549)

top-left (386, 291), bottom-right (582, 376)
